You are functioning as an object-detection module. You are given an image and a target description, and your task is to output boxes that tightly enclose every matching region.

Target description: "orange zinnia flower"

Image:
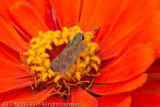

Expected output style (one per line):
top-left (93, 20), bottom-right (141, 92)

top-left (0, 0), bottom-right (160, 107)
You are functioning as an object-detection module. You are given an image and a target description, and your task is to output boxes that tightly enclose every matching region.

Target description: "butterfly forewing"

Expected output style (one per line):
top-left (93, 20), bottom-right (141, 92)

top-left (50, 33), bottom-right (85, 74)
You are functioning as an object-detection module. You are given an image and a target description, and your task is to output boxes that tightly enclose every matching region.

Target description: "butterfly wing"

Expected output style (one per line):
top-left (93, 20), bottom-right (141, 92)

top-left (51, 41), bottom-right (85, 74)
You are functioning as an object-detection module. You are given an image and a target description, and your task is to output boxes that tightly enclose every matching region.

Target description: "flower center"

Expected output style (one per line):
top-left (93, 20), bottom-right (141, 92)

top-left (21, 26), bottom-right (101, 97)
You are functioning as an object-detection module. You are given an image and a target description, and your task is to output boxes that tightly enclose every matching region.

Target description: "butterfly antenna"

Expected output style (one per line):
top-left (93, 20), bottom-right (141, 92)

top-left (68, 22), bottom-right (71, 27)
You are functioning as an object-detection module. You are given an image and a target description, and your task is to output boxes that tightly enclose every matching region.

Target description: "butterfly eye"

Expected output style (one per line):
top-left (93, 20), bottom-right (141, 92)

top-left (81, 34), bottom-right (84, 40)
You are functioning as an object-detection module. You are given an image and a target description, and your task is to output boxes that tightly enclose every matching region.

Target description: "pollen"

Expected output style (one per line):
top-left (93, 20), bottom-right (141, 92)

top-left (21, 25), bottom-right (101, 97)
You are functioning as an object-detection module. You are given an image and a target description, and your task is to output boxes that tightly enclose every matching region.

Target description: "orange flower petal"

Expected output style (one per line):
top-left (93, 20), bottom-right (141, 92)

top-left (0, 56), bottom-right (31, 79)
top-left (0, 0), bottom-right (26, 17)
top-left (137, 80), bottom-right (160, 95)
top-left (96, 94), bottom-right (131, 107)
top-left (45, 95), bottom-right (63, 107)
top-left (49, 0), bottom-right (81, 28)
top-left (131, 90), bottom-right (160, 107)
top-left (10, 87), bottom-right (52, 104)
top-left (29, 0), bottom-right (56, 30)
top-left (79, 0), bottom-right (124, 32)
top-left (0, 42), bottom-right (22, 64)
top-left (64, 97), bottom-right (72, 107)
top-left (9, 2), bottom-right (48, 38)
top-left (96, 0), bottom-right (160, 44)
top-left (89, 73), bottom-right (147, 95)
top-left (0, 87), bottom-right (35, 102)
top-left (95, 44), bottom-right (155, 83)
top-left (96, 1), bottom-right (160, 60)
top-left (0, 15), bottom-right (29, 52)
top-left (71, 87), bottom-right (98, 107)
top-left (0, 47), bottom-right (20, 64)
top-left (122, 11), bottom-right (160, 58)
top-left (0, 77), bottom-right (34, 93)
top-left (130, 80), bottom-right (160, 106)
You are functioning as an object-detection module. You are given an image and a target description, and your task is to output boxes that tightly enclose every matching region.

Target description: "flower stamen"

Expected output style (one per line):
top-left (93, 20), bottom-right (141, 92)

top-left (85, 78), bottom-right (94, 91)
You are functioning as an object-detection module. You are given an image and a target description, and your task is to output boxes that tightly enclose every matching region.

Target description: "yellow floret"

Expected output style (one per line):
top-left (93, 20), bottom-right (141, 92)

top-left (42, 73), bottom-right (48, 82)
top-left (55, 75), bottom-right (62, 83)
top-left (75, 71), bottom-right (81, 81)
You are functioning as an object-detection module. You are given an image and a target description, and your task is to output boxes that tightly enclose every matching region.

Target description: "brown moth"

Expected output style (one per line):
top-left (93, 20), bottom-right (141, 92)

top-left (50, 33), bottom-right (86, 74)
